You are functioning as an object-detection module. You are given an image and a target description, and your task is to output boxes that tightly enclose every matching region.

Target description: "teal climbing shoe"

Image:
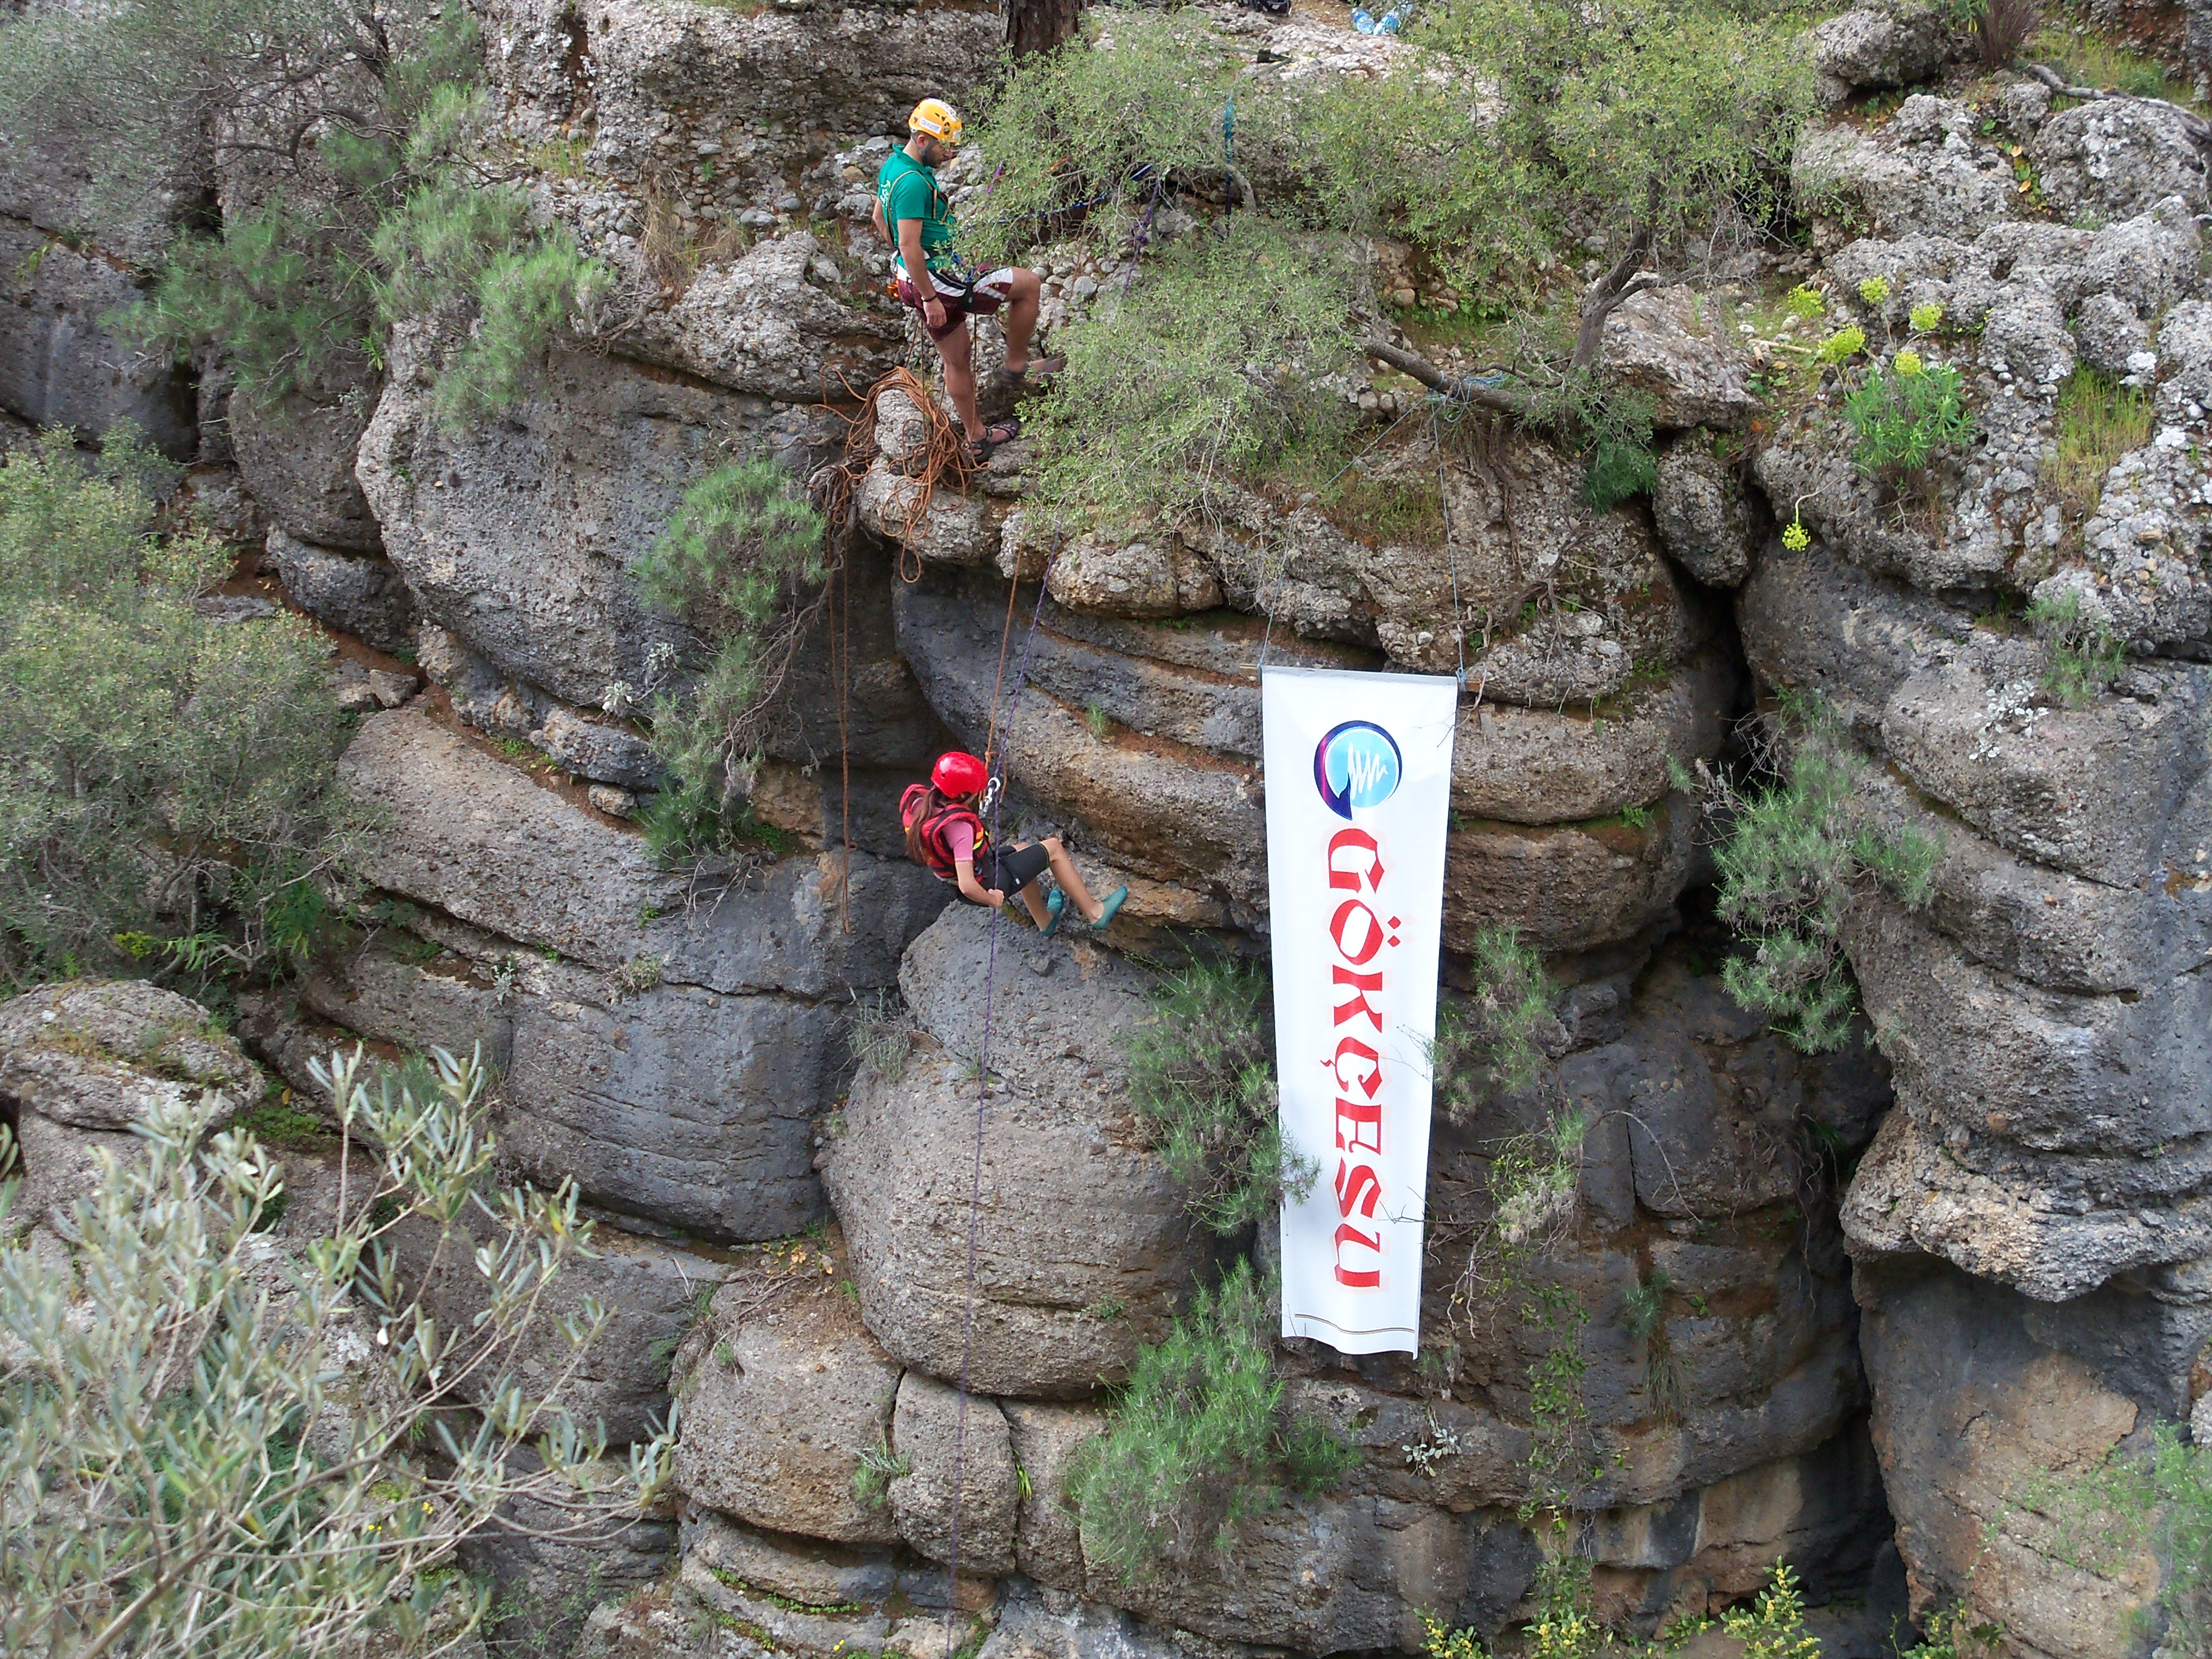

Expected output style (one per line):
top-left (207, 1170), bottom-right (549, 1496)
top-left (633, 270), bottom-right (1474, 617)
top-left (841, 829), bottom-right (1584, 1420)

top-left (1090, 886), bottom-right (1128, 931)
top-left (1041, 889), bottom-right (1067, 937)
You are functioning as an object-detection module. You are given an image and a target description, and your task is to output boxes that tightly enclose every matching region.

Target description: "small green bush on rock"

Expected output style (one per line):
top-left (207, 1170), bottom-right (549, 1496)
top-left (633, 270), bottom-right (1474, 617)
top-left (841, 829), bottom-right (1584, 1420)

top-left (1070, 1259), bottom-right (1354, 1580)
top-left (633, 458), bottom-right (830, 845)
top-left (1429, 926), bottom-right (1555, 1122)
top-left (1024, 220), bottom-right (1357, 535)
top-left (1843, 358), bottom-right (1972, 475)
top-left (1689, 698), bottom-right (1937, 1053)
top-left (2028, 589), bottom-right (2127, 706)
top-left (96, 9), bottom-right (606, 421)
top-left (1127, 951), bottom-right (1316, 1235)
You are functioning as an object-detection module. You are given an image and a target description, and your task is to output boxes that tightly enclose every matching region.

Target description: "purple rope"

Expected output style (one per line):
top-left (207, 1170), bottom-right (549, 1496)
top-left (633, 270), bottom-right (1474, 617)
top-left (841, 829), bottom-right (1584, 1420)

top-left (942, 558), bottom-right (1058, 1638)
top-left (1119, 177), bottom-right (1165, 297)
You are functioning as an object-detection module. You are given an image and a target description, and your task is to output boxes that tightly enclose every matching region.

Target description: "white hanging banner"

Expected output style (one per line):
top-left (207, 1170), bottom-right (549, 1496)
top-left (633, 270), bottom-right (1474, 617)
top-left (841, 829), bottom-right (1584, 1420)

top-left (1262, 666), bottom-right (1456, 1355)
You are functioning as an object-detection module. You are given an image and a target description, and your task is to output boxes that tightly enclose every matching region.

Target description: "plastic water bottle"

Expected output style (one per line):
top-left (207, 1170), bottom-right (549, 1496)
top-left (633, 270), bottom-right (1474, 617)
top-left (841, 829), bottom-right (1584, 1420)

top-left (1377, 9), bottom-right (1400, 28)
top-left (1352, 7), bottom-right (1375, 29)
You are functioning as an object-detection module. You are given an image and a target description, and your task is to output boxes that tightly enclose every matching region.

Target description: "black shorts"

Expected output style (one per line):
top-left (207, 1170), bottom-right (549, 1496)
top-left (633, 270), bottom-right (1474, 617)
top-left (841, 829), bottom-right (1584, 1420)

top-left (982, 842), bottom-right (1050, 894)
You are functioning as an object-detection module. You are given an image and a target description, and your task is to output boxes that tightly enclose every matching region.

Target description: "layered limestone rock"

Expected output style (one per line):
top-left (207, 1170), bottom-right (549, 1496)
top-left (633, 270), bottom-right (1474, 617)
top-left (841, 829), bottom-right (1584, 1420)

top-left (1726, 62), bottom-right (2212, 1646)
top-left (672, 911), bottom-right (1894, 1652)
top-left (0, 980), bottom-right (261, 1239)
top-left (823, 905), bottom-right (1215, 1396)
top-left (357, 330), bottom-right (750, 711)
top-left (0, 219), bottom-right (196, 460)
top-left (332, 705), bottom-right (947, 1241)
top-left (888, 552), bottom-right (1731, 947)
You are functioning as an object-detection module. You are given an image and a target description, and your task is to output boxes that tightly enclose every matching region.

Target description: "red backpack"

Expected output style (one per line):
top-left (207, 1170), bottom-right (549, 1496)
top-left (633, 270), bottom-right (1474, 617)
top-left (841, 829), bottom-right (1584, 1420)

top-left (900, 784), bottom-right (988, 882)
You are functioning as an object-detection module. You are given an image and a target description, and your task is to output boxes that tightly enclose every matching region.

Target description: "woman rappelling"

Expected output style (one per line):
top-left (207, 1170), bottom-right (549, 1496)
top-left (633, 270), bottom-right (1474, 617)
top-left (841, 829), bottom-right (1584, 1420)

top-left (900, 751), bottom-right (1127, 934)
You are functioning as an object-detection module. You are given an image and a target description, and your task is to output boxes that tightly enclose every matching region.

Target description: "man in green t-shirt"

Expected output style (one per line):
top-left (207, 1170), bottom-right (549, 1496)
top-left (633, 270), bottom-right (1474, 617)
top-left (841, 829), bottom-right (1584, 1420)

top-left (871, 98), bottom-right (1059, 461)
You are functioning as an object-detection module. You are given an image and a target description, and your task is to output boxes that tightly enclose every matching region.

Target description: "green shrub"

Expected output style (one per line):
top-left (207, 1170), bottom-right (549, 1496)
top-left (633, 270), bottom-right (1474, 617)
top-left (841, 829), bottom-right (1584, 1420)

top-left (372, 172), bottom-right (609, 425)
top-left (0, 430), bottom-right (352, 986)
top-left (1298, 70), bottom-right (1541, 300)
top-left (1127, 952), bottom-right (1316, 1234)
top-left (2017, 1421), bottom-right (2212, 1651)
top-left (969, 14), bottom-right (1288, 266)
top-left (851, 1442), bottom-right (911, 1509)
top-left (1842, 359), bottom-right (1972, 474)
top-left (1513, 376), bottom-right (1660, 511)
top-left (1429, 927), bottom-right (1554, 1122)
top-left (108, 10), bottom-right (603, 421)
top-left (636, 459), bottom-right (828, 626)
top-left (634, 459), bottom-right (830, 842)
top-left (1581, 431), bottom-right (1660, 511)
top-left (1417, 0), bottom-right (1817, 282)
top-left (2028, 589), bottom-right (2126, 706)
top-left (1700, 699), bottom-right (1937, 1052)
top-left (966, 0), bottom-right (1810, 529)
top-left (233, 1093), bottom-right (332, 1150)
top-left (1721, 1562), bottom-right (1822, 1659)
top-left (1022, 219), bottom-right (1357, 534)
top-left (844, 990), bottom-right (915, 1083)
top-left (1901, 1604), bottom-right (2006, 1658)
top-left (1070, 1259), bottom-right (1354, 1580)
top-left (0, 1044), bottom-right (669, 1659)
top-left (1419, 1557), bottom-right (1813, 1657)
top-left (128, 201), bottom-right (380, 407)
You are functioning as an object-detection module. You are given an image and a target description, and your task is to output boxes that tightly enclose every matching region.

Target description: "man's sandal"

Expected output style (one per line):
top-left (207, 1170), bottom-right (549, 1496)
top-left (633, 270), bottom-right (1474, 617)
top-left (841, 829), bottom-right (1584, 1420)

top-left (988, 355), bottom-right (1066, 394)
top-left (966, 418), bottom-right (1021, 464)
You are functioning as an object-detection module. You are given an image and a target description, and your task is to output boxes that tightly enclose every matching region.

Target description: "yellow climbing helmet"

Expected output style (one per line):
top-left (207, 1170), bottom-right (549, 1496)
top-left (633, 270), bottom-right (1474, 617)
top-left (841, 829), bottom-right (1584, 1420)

top-left (908, 98), bottom-right (963, 146)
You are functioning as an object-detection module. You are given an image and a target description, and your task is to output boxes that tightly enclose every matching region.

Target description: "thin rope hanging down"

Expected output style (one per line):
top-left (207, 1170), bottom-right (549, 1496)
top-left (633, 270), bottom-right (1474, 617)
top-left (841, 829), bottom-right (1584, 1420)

top-left (939, 563), bottom-right (1057, 1641)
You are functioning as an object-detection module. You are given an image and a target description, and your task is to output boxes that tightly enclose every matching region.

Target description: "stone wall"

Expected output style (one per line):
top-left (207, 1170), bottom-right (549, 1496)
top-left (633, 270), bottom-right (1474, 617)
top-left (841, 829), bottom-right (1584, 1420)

top-left (11, 0), bottom-right (2212, 1654)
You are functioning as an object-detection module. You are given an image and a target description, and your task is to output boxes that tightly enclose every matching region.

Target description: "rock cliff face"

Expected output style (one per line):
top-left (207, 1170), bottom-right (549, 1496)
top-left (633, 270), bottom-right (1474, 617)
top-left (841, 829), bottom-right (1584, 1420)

top-left (10, 0), bottom-right (2212, 1652)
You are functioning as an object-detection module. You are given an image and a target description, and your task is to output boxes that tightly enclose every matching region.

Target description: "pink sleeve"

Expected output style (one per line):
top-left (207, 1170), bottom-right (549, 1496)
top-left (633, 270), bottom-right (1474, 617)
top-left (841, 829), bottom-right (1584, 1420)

top-left (943, 818), bottom-right (975, 865)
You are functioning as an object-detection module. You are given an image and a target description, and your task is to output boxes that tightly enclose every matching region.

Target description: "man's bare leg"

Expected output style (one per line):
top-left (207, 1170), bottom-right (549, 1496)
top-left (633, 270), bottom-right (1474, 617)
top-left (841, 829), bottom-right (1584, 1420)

top-left (1000, 269), bottom-right (1043, 375)
top-left (937, 317), bottom-right (982, 439)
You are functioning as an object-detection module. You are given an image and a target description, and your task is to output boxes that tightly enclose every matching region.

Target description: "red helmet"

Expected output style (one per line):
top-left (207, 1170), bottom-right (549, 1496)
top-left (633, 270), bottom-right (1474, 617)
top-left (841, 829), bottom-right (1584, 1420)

top-left (931, 751), bottom-right (989, 798)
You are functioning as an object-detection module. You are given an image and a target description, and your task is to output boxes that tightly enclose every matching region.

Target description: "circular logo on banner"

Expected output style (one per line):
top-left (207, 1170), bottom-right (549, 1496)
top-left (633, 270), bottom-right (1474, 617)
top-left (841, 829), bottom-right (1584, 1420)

top-left (1313, 721), bottom-right (1403, 820)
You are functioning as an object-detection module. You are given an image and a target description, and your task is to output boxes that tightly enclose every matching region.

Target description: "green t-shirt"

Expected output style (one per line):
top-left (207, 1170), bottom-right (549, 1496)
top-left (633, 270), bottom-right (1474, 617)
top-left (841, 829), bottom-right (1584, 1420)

top-left (876, 147), bottom-right (958, 275)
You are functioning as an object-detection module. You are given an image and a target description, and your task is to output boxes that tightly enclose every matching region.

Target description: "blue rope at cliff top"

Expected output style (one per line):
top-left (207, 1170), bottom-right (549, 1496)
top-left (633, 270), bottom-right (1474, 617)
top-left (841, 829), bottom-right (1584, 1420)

top-left (940, 561), bottom-right (1057, 1644)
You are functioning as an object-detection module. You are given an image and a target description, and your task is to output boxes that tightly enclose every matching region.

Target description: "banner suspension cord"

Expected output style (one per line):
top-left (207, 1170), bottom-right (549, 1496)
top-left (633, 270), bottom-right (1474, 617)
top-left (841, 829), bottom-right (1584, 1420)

top-left (1431, 409), bottom-right (1469, 694)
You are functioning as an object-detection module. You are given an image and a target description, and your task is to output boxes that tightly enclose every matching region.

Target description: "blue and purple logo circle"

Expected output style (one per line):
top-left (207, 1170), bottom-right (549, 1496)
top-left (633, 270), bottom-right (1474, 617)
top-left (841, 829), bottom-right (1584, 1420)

top-left (1313, 721), bottom-right (1403, 820)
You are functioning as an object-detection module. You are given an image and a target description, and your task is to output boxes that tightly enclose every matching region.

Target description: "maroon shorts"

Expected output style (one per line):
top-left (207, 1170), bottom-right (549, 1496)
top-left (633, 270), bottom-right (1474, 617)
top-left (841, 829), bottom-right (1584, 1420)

top-left (895, 267), bottom-right (1017, 341)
